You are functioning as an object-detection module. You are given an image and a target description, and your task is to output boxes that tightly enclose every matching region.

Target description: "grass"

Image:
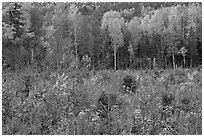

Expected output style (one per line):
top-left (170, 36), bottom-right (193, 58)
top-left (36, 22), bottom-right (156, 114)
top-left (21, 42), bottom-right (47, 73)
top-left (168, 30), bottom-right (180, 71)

top-left (2, 68), bottom-right (202, 135)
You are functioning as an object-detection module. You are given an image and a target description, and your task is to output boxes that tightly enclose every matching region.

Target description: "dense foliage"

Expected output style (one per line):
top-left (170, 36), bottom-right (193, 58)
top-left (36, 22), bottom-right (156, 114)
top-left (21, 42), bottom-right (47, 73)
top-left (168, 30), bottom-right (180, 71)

top-left (2, 68), bottom-right (202, 135)
top-left (2, 2), bottom-right (202, 135)
top-left (2, 2), bottom-right (202, 71)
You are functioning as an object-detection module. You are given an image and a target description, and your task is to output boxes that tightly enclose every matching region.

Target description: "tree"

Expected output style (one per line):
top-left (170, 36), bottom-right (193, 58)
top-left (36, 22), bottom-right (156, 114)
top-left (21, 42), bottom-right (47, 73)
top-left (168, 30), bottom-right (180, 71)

top-left (68, 4), bottom-right (81, 69)
top-left (75, 11), bottom-right (95, 68)
top-left (149, 7), bottom-right (170, 68)
top-left (2, 2), bottom-right (35, 70)
top-left (42, 3), bottom-right (76, 70)
top-left (127, 17), bottom-right (143, 68)
top-left (178, 47), bottom-right (188, 68)
top-left (29, 3), bottom-right (47, 69)
top-left (2, 2), bottom-right (202, 71)
top-left (165, 6), bottom-right (183, 69)
top-left (186, 3), bottom-right (202, 67)
top-left (101, 10), bottom-right (124, 71)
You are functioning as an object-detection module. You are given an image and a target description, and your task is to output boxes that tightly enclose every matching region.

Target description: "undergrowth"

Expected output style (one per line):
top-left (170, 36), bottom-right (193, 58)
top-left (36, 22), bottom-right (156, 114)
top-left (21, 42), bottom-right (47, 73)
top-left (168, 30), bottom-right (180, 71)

top-left (2, 68), bottom-right (202, 135)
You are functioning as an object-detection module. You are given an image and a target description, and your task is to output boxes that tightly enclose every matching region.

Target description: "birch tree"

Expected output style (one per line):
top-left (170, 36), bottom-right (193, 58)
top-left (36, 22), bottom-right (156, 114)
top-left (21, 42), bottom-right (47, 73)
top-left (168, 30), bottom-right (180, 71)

top-left (101, 10), bottom-right (124, 71)
top-left (127, 17), bottom-right (142, 68)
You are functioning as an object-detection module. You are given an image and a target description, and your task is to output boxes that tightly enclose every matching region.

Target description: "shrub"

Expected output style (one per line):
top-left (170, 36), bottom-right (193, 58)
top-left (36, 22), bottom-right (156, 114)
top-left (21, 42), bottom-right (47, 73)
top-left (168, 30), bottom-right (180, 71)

top-left (2, 68), bottom-right (202, 135)
top-left (96, 91), bottom-right (118, 119)
top-left (122, 75), bottom-right (140, 95)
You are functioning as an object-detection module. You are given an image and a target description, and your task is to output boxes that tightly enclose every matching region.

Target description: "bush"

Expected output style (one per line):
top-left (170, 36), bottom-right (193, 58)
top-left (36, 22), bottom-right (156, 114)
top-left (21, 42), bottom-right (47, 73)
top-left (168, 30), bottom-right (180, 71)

top-left (122, 75), bottom-right (140, 95)
top-left (2, 68), bottom-right (202, 135)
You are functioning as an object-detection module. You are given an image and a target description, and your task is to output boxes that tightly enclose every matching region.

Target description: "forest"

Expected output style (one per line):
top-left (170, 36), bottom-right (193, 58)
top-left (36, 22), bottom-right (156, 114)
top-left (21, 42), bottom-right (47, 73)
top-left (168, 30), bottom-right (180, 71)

top-left (2, 2), bottom-right (202, 135)
top-left (2, 2), bottom-right (202, 71)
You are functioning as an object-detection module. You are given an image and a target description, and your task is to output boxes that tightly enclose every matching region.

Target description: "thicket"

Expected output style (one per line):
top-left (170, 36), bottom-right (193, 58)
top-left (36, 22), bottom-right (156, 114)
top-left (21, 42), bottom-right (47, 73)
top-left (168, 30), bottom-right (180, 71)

top-left (2, 68), bottom-right (202, 135)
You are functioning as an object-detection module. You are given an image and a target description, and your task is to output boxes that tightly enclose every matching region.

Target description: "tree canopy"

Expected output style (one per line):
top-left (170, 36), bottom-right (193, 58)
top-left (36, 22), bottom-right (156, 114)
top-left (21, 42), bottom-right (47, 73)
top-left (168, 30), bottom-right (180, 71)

top-left (2, 2), bottom-right (202, 71)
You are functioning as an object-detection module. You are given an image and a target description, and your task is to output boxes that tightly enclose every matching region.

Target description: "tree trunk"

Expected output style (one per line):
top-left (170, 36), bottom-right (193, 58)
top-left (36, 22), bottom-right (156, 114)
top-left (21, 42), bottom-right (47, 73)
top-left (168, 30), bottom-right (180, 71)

top-left (164, 56), bottom-right (167, 69)
top-left (153, 58), bottom-right (156, 70)
top-left (133, 56), bottom-right (135, 69)
top-left (31, 48), bottom-right (34, 67)
top-left (129, 54), bottom-right (132, 69)
top-left (74, 23), bottom-right (78, 69)
top-left (114, 45), bottom-right (117, 71)
top-left (190, 58), bottom-right (193, 68)
top-left (172, 53), bottom-right (175, 69)
top-left (183, 56), bottom-right (185, 68)
top-left (148, 58), bottom-right (151, 69)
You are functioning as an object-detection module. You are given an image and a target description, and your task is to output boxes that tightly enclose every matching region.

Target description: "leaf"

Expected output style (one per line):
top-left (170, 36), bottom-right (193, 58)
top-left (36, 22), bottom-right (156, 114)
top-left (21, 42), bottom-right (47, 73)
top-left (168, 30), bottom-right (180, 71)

top-left (101, 10), bottom-right (124, 50)
top-left (127, 17), bottom-right (142, 50)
